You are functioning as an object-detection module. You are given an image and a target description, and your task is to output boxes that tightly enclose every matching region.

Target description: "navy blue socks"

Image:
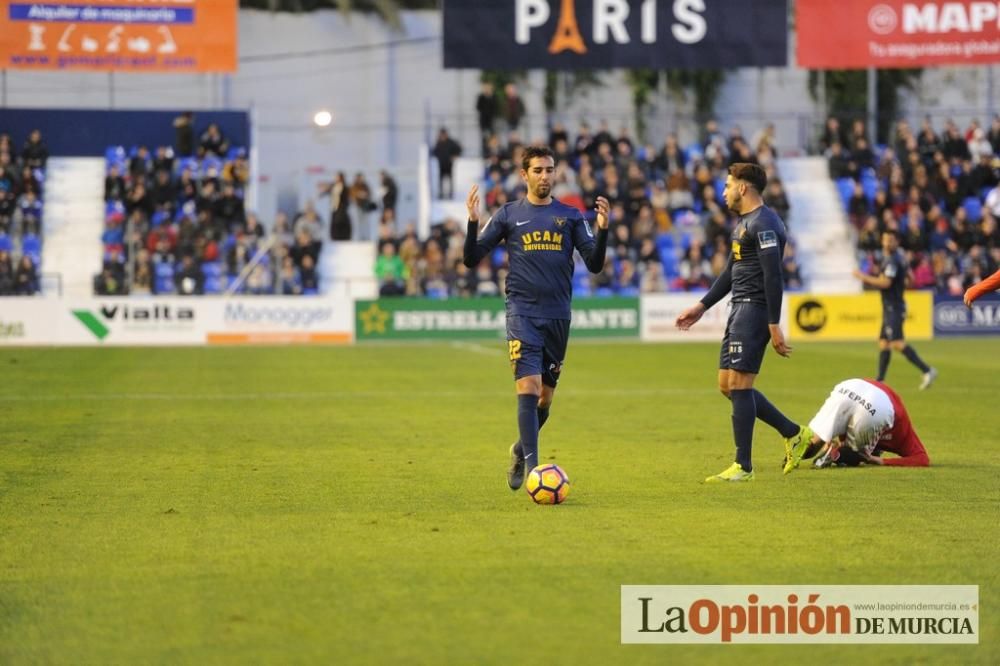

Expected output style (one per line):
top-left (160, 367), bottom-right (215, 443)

top-left (902, 345), bottom-right (930, 373)
top-left (877, 349), bottom-right (891, 380)
top-left (752, 389), bottom-right (799, 438)
top-left (517, 394), bottom-right (539, 472)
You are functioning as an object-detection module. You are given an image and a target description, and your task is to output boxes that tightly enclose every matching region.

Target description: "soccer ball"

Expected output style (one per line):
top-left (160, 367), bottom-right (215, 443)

top-left (525, 464), bottom-right (570, 504)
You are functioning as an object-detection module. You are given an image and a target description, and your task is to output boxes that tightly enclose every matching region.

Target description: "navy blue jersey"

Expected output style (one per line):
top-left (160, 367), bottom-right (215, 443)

top-left (879, 249), bottom-right (907, 310)
top-left (464, 198), bottom-right (606, 319)
top-left (700, 204), bottom-right (787, 324)
top-left (730, 205), bottom-right (787, 304)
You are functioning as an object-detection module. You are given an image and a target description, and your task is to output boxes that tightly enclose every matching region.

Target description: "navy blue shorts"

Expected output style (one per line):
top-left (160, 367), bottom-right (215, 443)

top-left (879, 307), bottom-right (905, 342)
top-left (506, 314), bottom-right (570, 387)
top-left (719, 302), bottom-right (771, 374)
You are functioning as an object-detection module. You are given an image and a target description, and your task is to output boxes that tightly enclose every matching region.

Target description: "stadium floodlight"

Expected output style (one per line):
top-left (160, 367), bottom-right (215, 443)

top-left (313, 110), bottom-right (333, 127)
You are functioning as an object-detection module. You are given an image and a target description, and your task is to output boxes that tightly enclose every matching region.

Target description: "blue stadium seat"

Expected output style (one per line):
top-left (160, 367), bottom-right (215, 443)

top-left (202, 262), bottom-right (223, 278)
top-left (836, 178), bottom-right (855, 210)
top-left (684, 143), bottom-right (704, 163)
top-left (105, 145), bottom-right (126, 163)
top-left (303, 288), bottom-right (319, 296)
top-left (679, 232), bottom-right (693, 252)
top-left (203, 266), bottom-right (224, 293)
top-left (21, 234), bottom-right (41, 254)
top-left (101, 228), bottom-right (124, 245)
top-left (154, 261), bottom-right (175, 294)
top-left (861, 175), bottom-right (879, 204)
top-left (21, 234), bottom-right (41, 265)
top-left (179, 157), bottom-right (200, 174)
top-left (226, 146), bottom-right (247, 160)
top-left (713, 178), bottom-right (726, 203)
top-left (660, 248), bottom-right (679, 278)
top-left (155, 277), bottom-right (174, 294)
top-left (656, 233), bottom-right (674, 251)
top-left (962, 196), bottom-right (983, 222)
top-left (201, 157), bottom-right (223, 176)
top-left (671, 208), bottom-right (693, 226)
top-left (106, 200), bottom-right (125, 218)
top-left (0, 234), bottom-right (11, 253)
top-left (151, 210), bottom-right (170, 227)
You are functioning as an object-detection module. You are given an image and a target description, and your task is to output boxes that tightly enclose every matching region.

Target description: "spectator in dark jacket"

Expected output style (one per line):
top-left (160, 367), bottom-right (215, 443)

top-left (21, 129), bottom-right (48, 169)
top-left (432, 128), bottom-right (462, 199)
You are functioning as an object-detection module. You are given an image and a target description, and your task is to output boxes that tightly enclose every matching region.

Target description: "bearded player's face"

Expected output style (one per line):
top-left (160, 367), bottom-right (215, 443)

top-left (522, 157), bottom-right (555, 200)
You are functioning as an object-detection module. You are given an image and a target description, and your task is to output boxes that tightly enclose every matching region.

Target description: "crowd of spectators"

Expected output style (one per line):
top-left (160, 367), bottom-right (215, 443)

top-left (97, 116), bottom-right (320, 296)
top-left (0, 129), bottom-right (46, 296)
top-left (826, 115), bottom-right (1000, 295)
top-left (376, 114), bottom-right (802, 299)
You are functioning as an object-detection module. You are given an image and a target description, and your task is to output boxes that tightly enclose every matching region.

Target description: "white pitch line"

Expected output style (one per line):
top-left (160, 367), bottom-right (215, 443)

top-left (449, 341), bottom-right (501, 357)
top-left (0, 385), bottom-right (963, 403)
top-left (0, 387), bottom-right (723, 403)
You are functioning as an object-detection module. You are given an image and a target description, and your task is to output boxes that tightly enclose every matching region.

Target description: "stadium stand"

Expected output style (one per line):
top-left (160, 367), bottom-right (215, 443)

top-left (825, 115), bottom-right (1000, 295)
top-left (97, 124), bottom-right (319, 296)
top-left (396, 118), bottom-right (804, 299)
top-left (0, 129), bottom-right (46, 295)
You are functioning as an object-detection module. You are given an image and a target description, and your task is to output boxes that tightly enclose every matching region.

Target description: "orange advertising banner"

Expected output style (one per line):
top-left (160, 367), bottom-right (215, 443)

top-left (0, 0), bottom-right (237, 72)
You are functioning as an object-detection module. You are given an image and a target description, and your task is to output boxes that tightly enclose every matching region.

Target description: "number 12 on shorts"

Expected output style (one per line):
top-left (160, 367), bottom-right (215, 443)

top-left (508, 339), bottom-right (522, 361)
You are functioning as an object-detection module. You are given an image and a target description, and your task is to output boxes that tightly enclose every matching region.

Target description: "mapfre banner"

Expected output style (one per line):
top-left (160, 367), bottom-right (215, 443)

top-left (0, 0), bottom-right (237, 72)
top-left (442, 0), bottom-right (788, 69)
top-left (797, 0), bottom-right (1000, 68)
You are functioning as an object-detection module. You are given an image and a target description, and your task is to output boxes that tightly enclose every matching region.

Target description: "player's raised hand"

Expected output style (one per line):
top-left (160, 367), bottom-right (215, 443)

top-left (963, 288), bottom-right (975, 309)
top-left (675, 302), bottom-right (706, 330)
top-left (594, 196), bottom-right (610, 230)
top-left (466, 184), bottom-right (480, 223)
top-left (769, 323), bottom-right (792, 357)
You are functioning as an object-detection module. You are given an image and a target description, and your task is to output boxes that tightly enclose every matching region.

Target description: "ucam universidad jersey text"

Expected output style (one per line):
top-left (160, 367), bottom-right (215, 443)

top-left (463, 198), bottom-right (607, 320)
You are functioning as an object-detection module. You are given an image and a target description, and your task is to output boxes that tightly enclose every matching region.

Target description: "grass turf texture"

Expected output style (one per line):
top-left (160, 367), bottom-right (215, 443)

top-left (0, 339), bottom-right (996, 664)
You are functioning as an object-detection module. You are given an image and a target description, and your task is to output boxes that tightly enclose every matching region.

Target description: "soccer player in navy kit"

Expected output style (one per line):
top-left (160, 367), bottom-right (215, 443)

top-left (675, 163), bottom-right (811, 481)
top-left (852, 230), bottom-right (937, 390)
top-left (463, 146), bottom-right (610, 490)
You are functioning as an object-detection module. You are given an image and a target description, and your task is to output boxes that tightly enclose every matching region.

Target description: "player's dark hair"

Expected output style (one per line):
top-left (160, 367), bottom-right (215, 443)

top-left (729, 162), bottom-right (767, 193)
top-left (522, 146), bottom-right (555, 171)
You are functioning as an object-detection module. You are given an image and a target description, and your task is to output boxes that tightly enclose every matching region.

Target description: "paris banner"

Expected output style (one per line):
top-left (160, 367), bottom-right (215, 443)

top-left (0, 0), bottom-right (238, 72)
top-left (442, 0), bottom-right (788, 69)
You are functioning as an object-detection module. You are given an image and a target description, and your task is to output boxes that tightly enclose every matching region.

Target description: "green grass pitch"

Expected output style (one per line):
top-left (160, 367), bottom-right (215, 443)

top-left (1, 339), bottom-right (997, 664)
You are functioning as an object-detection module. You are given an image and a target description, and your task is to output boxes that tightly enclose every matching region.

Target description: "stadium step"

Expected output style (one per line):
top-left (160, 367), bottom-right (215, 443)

top-left (40, 158), bottom-right (105, 298)
top-left (318, 240), bottom-right (378, 299)
top-left (777, 156), bottom-right (860, 294)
